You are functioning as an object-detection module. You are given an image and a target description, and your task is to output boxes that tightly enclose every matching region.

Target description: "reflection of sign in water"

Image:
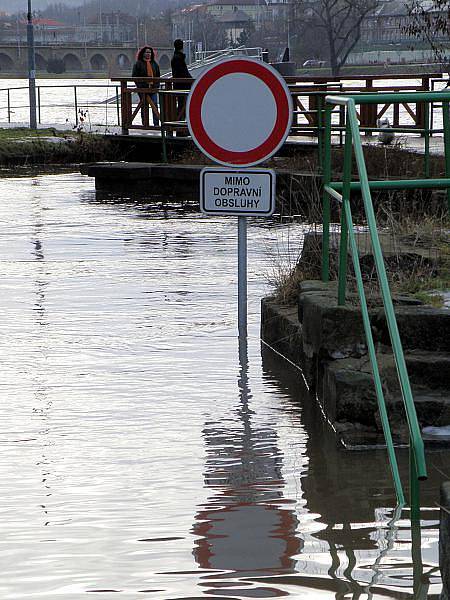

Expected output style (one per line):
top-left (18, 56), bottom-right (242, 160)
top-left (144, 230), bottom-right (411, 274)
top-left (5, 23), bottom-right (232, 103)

top-left (194, 485), bottom-right (301, 574)
top-left (191, 338), bottom-right (302, 585)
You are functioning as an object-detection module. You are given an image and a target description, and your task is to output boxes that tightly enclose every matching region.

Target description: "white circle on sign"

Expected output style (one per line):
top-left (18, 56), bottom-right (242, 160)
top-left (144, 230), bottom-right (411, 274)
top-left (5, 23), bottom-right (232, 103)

top-left (187, 57), bottom-right (293, 166)
top-left (200, 72), bottom-right (277, 153)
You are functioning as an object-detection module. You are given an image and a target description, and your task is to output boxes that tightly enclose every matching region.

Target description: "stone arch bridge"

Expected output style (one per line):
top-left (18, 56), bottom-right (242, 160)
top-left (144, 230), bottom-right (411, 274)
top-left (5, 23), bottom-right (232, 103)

top-left (0, 44), bottom-right (173, 77)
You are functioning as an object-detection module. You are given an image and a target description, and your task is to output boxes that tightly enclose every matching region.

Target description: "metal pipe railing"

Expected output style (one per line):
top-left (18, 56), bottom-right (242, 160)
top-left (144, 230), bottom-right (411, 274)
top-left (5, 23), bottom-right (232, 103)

top-left (0, 83), bottom-right (123, 128)
top-left (322, 91), bottom-right (445, 531)
top-left (0, 74), bottom-right (441, 137)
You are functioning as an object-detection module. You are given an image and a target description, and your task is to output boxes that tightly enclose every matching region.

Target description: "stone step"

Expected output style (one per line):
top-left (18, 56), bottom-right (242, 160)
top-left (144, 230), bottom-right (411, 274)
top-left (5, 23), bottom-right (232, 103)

top-left (372, 305), bottom-right (450, 353)
top-left (296, 282), bottom-right (448, 361)
top-left (323, 356), bottom-right (450, 443)
top-left (405, 350), bottom-right (450, 389)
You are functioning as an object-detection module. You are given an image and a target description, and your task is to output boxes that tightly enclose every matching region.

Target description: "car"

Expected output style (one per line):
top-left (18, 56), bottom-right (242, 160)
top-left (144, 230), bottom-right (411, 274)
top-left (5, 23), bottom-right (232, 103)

top-left (302, 59), bottom-right (325, 67)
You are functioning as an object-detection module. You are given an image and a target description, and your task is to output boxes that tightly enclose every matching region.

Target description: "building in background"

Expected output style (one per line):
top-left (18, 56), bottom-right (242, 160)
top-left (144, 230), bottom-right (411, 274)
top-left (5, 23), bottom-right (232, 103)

top-left (349, 0), bottom-right (450, 65)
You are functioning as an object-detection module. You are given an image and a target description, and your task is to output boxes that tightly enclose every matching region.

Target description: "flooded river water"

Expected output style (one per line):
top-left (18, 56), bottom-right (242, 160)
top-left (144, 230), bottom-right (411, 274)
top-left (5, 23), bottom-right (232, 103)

top-left (0, 171), bottom-right (447, 599)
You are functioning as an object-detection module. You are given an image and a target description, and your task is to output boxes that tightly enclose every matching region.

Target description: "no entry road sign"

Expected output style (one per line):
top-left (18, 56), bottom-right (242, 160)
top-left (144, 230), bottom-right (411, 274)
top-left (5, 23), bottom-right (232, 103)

top-left (200, 167), bottom-right (275, 216)
top-left (187, 57), bottom-right (293, 167)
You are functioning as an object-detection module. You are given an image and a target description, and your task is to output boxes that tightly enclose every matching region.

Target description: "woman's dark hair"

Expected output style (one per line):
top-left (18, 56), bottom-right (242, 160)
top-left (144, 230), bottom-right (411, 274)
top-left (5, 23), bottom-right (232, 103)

top-left (136, 46), bottom-right (155, 61)
top-left (174, 39), bottom-right (183, 51)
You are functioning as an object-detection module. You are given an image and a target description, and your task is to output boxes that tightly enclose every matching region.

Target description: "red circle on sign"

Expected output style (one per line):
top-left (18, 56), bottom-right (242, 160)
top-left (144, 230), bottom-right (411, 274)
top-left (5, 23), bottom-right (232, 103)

top-left (187, 58), bottom-right (292, 167)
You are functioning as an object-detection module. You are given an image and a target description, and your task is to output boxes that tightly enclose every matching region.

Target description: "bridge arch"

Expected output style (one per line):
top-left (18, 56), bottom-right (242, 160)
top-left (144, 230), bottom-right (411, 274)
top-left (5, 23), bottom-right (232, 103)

top-left (63, 53), bottom-right (82, 72)
top-left (159, 54), bottom-right (170, 71)
top-left (0, 53), bottom-right (13, 72)
top-left (35, 53), bottom-right (47, 71)
top-left (90, 53), bottom-right (108, 71)
top-left (116, 53), bottom-right (130, 69)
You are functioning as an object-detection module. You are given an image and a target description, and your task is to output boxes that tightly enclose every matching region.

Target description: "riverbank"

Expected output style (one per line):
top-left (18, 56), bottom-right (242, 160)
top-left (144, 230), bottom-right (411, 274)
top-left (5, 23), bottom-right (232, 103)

top-left (0, 61), bottom-right (445, 80)
top-left (0, 128), bottom-right (121, 165)
top-left (297, 62), bottom-right (447, 77)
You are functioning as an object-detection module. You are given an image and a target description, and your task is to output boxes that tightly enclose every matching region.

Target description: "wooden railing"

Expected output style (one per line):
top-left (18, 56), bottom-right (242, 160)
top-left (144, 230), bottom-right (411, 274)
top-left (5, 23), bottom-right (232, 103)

top-left (286, 73), bottom-right (443, 133)
top-left (112, 72), bottom-right (445, 137)
top-left (112, 77), bottom-right (193, 133)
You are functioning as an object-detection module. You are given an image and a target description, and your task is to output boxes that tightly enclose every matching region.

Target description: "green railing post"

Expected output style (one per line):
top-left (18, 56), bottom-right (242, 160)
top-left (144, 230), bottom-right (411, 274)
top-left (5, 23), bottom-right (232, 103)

top-left (346, 99), bottom-right (427, 482)
top-left (442, 100), bottom-right (450, 212)
top-left (424, 101), bottom-right (430, 178)
top-left (323, 91), bottom-right (437, 584)
top-left (410, 443), bottom-right (421, 523)
top-left (343, 196), bottom-right (405, 504)
top-left (322, 103), bottom-right (332, 282)
top-left (338, 120), bottom-right (352, 306)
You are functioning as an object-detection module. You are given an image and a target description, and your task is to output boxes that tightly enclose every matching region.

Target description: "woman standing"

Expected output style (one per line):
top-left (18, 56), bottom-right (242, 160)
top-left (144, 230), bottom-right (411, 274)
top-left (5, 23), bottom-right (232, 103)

top-left (132, 46), bottom-right (161, 127)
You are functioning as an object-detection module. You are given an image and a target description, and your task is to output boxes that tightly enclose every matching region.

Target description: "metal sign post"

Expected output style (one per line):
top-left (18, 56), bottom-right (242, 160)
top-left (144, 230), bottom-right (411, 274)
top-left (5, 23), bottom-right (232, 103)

top-left (238, 216), bottom-right (247, 337)
top-left (27, 0), bottom-right (37, 129)
top-left (200, 167), bottom-right (276, 338)
top-left (187, 57), bottom-right (293, 336)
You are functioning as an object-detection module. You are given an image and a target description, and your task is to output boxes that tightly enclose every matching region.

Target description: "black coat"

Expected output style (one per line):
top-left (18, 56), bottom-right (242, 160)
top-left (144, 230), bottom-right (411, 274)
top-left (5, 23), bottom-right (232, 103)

top-left (171, 51), bottom-right (192, 89)
top-left (132, 59), bottom-right (160, 89)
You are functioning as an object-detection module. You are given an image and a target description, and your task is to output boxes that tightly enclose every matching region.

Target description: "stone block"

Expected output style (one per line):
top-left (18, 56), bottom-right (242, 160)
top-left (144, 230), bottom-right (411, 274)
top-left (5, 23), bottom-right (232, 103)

top-left (406, 352), bottom-right (450, 390)
top-left (300, 292), bottom-right (367, 359)
top-left (261, 298), bottom-right (305, 367)
top-left (323, 359), bottom-right (379, 427)
top-left (299, 280), bottom-right (338, 295)
top-left (372, 306), bottom-right (450, 352)
top-left (261, 298), bottom-right (315, 388)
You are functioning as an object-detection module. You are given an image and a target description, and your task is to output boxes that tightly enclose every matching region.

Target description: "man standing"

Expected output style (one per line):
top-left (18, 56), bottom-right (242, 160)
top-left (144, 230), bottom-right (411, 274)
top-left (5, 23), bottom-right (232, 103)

top-left (171, 39), bottom-right (193, 134)
top-left (171, 39), bottom-right (192, 89)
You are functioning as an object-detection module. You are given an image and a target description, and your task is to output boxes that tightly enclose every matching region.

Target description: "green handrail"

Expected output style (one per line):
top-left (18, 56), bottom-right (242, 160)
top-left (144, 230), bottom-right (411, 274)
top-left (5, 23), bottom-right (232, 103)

top-left (321, 92), bottom-right (444, 527)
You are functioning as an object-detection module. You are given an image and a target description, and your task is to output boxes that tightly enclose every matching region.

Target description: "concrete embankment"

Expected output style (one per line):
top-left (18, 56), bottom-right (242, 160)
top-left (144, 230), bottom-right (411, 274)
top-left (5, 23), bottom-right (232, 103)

top-left (262, 283), bottom-right (450, 446)
top-left (261, 233), bottom-right (450, 448)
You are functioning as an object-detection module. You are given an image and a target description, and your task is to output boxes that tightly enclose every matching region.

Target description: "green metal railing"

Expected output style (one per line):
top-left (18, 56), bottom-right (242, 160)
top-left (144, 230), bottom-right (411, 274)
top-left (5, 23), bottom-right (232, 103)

top-left (321, 91), bottom-right (450, 523)
top-left (320, 91), bottom-right (450, 596)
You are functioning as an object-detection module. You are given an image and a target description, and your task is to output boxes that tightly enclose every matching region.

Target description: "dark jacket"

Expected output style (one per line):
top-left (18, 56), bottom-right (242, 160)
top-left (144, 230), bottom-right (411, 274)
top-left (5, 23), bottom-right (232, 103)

top-left (132, 47), bottom-right (161, 90)
top-left (171, 50), bottom-right (192, 89)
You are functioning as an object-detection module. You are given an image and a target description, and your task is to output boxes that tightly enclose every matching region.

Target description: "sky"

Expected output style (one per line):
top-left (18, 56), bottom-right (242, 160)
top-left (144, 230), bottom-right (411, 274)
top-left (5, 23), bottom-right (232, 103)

top-left (0, 0), bottom-right (185, 16)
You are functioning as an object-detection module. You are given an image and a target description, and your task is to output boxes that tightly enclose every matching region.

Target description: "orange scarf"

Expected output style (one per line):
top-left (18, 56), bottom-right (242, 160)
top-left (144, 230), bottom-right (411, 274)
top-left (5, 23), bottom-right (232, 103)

top-left (145, 59), bottom-right (154, 78)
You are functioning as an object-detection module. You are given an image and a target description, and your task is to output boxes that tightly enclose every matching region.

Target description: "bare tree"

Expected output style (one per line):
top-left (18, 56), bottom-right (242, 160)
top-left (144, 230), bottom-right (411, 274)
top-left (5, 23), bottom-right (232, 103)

top-left (192, 12), bottom-right (228, 51)
top-left (295, 0), bottom-right (379, 75)
top-left (403, 0), bottom-right (450, 62)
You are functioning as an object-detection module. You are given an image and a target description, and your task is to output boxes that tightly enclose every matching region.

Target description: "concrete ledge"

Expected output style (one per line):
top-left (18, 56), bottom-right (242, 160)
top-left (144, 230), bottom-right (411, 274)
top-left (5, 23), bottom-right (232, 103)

top-left (81, 162), bottom-right (153, 179)
top-left (80, 161), bottom-right (322, 207)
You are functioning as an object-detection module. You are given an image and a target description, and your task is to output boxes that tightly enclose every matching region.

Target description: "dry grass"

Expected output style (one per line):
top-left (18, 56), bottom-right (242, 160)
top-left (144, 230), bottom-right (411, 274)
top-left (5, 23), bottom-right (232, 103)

top-left (268, 180), bottom-right (449, 306)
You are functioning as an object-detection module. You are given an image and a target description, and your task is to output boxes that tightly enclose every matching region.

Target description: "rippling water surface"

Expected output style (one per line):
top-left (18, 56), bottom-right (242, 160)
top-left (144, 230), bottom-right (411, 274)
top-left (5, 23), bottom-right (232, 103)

top-left (0, 171), bottom-right (446, 599)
